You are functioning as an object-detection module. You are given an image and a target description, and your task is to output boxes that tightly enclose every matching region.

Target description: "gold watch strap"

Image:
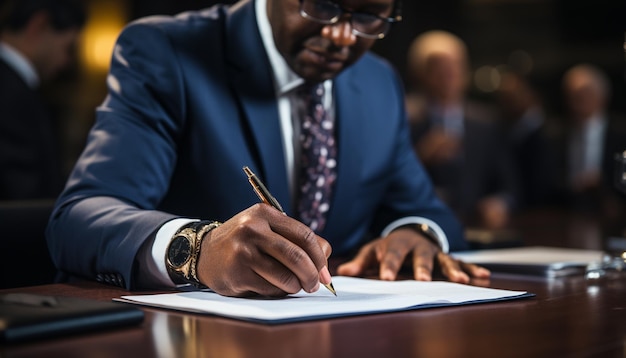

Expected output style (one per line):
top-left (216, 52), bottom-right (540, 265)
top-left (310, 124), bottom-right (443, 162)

top-left (400, 223), bottom-right (440, 248)
top-left (188, 221), bottom-right (222, 286)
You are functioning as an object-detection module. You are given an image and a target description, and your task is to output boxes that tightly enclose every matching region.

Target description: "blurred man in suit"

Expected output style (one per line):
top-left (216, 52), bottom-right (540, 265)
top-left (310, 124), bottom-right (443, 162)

top-left (557, 64), bottom-right (626, 218)
top-left (0, 0), bottom-right (86, 200)
top-left (406, 30), bottom-right (519, 230)
top-left (496, 70), bottom-right (557, 209)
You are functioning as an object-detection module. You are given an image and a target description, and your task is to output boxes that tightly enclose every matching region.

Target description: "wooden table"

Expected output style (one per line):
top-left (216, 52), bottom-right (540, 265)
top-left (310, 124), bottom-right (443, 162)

top-left (2, 210), bottom-right (625, 358)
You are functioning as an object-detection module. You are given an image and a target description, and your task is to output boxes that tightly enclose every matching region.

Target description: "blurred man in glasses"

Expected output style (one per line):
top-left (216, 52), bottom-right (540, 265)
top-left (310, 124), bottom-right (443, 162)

top-left (48, 0), bottom-right (489, 296)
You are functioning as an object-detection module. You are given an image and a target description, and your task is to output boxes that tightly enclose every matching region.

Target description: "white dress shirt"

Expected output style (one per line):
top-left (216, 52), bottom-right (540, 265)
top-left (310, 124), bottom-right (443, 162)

top-left (568, 114), bottom-right (607, 188)
top-left (428, 103), bottom-right (465, 138)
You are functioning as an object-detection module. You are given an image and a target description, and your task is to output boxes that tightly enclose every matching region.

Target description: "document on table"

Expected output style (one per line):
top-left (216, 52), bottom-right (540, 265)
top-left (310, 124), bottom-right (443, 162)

top-left (115, 276), bottom-right (532, 324)
top-left (452, 246), bottom-right (605, 277)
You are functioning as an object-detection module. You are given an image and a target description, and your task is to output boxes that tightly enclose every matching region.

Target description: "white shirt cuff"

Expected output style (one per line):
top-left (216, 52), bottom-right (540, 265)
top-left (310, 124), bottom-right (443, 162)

top-left (381, 217), bottom-right (450, 253)
top-left (145, 218), bottom-right (198, 288)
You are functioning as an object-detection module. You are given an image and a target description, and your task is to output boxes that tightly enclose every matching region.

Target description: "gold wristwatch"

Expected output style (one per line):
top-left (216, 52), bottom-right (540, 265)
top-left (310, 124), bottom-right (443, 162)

top-left (401, 223), bottom-right (440, 247)
top-left (166, 220), bottom-right (222, 287)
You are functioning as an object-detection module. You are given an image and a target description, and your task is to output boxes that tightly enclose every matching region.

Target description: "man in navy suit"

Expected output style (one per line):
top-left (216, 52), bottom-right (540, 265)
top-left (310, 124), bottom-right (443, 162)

top-left (47, 0), bottom-right (489, 296)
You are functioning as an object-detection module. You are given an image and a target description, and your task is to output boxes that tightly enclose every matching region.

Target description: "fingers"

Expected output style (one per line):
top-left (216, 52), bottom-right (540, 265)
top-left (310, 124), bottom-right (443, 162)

top-left (258, 227), bottom-right (322, 293)
top-left (246, 205), bottom-right (331, 293)
top-left (202, 235), bottom-right (318, 297)
top-left (460, 261), bottom-right (491, 278)
top-left (340, 230), bottom-right (439, 282)
top-left (252, 253), bottom-right (319, 295)
top-left (436, 253), bottom-right (492, 284)
top-left (377, 236), bottom-right (412, 281)
top-left (264, 205), bottom-right (331, 272)
top-left (317, 236), bottom-right (332, 258)
top-left (337, 226), bottom-right (491, 289)
top-left (437, 252), bottom-right (470, 284)
top-left (336, 241), bottom-right (377, 277)
top-left (411, 237), bottom-right (438, 281)
top-left (223, 262), bottom-right (300, 298)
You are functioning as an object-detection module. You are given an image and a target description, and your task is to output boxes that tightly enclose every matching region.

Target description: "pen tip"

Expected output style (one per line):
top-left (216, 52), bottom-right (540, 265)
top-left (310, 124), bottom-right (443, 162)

top-left (324, 282), bottom-right (337, 296)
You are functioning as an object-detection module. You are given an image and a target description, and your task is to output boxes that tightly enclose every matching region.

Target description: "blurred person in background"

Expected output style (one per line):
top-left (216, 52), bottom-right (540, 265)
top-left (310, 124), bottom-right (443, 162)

top-left (495, 70), bottom-right (557, 210)
top-left (405, 30), bottom-right (519, 230)
top-left (556, 64), bottom-right (626, 219)
top-left (0, 0), bottom-right (86, 200)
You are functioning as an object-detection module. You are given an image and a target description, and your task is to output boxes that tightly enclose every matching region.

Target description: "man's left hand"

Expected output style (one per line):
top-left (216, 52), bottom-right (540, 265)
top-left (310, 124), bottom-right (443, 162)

top-left (336, 227), bottom-right (490, 283)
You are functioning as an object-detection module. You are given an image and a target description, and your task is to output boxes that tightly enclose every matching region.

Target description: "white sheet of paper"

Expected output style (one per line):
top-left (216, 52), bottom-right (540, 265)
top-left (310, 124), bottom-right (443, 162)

top-left (116, 277), bottom-right (529, 323)
top-left (452, 246), bottom-right (604, 268)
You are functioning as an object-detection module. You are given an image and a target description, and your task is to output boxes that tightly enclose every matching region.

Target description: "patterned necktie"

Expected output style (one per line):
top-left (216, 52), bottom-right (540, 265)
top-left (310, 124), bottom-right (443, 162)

top-left (296, 83), bottom-right (337, 232)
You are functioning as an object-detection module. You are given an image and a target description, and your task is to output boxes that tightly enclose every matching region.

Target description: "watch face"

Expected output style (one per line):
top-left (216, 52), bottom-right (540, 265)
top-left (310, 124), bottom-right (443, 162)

top-left (167, 235), bottom-right (192, 268)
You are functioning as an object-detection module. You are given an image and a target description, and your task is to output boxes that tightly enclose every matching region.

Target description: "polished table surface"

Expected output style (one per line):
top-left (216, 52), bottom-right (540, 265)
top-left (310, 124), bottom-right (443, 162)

top-left (2, 210), bottom-right (625, 358)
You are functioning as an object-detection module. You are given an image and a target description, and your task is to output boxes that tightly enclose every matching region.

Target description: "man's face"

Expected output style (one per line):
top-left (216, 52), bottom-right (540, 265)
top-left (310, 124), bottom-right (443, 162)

top-left (422, 52), bottom-right (467, 103)
top-left (267, 0), bottom-right (395, 83)
top-left (34, 27), bottom-right (80, 82)
top-left (565, 84), bottom-right (603, 123)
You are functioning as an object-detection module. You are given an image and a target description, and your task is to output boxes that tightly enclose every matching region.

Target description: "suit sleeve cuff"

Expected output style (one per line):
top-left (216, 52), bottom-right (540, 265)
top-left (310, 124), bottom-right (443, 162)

top-left (381, 217), bottom-right (450, 253)
top-left (140, 218), bottom-right (199, 288)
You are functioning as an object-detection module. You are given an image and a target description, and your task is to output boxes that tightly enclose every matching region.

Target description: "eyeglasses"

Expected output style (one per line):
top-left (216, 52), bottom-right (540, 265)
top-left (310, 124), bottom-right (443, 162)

top-left (299, 0), bottom-right (402, 40)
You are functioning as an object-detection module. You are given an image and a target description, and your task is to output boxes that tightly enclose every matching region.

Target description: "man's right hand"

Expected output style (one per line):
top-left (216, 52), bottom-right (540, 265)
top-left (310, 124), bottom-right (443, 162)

top-left (196, 204), bottom-right (332, 297)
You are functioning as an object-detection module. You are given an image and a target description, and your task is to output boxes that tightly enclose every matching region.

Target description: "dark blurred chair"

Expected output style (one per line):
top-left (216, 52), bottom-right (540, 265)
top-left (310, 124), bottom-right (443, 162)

top-left (0, 199), bottom-right (57, 288)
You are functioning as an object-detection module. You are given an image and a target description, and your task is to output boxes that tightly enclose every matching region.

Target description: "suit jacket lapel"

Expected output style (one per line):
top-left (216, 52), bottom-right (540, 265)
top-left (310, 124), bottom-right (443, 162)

top-left (224, 0), bottom-right (291, 213)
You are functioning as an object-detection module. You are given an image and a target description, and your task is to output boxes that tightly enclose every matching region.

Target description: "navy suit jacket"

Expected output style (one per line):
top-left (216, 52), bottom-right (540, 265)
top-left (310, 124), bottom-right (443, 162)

top-left (46, 0), bottom-right (466, 289)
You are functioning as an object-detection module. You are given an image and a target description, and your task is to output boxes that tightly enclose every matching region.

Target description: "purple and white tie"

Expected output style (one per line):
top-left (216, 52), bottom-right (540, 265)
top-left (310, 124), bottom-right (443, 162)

top-left (296, 83), bottom-right (337, 232)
